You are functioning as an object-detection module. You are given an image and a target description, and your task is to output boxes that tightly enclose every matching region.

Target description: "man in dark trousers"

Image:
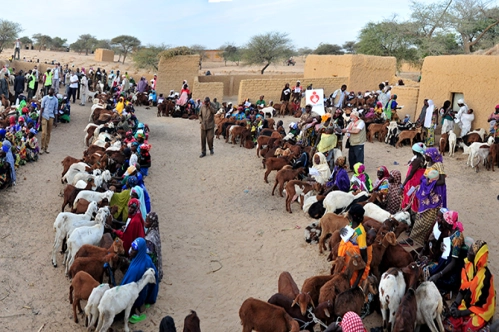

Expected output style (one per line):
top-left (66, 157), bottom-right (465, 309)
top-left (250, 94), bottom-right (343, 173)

top-left (199, 96), bottom-right (217, 158)
top-left (14, 70), bottom-right (25, 102)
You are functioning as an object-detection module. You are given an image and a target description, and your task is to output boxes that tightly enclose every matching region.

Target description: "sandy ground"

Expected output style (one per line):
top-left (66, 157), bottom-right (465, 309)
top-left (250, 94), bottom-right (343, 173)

top-left (1, 100), bottom-right (499, 331)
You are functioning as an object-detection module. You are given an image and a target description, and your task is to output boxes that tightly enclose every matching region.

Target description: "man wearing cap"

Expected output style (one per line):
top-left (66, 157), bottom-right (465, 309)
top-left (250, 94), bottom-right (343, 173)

top-left (199, 97), bottom-right (217, 158)
top-left (342, 110), bottom-right (366, 171)
top-left (39, 88), bottom-right (58, 154)
top-left (454, 99), bottom-right (468, 136)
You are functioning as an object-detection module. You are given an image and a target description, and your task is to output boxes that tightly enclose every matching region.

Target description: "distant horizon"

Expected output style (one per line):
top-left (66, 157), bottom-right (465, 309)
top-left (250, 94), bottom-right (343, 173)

top-left (13, 0), bottom-right (435, 50)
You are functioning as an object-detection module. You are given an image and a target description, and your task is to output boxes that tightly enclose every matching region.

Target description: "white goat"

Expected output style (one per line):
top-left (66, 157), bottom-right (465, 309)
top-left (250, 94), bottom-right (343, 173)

top-left (85, 284), bottom-right (110, 332)
top-left (89, 103), bottom-right (106, 122)
top-left (363, 203), bottom-right (411, 225)
top-left (63, 162), bottom-right (91, 184)
top-left (379, 268), bottom-right (406, 332)
top-left (415, 281), bottom-right (444, 332)
top-left (65, 207), bottom-right (110, 275)
top-left (323, 191), bottom-right (369, 214)
top-left (72, 169), bottom-right (111, 189)
top-left (51, 201), bottom-right (98, 267)
top-left (462, 137), bottom-right (494, 168)
top-left (73, 190), bottom-right (114, 210)
top-left (448, 130), bottom-right (457, 157)
top-left (96, 268), bottom-right (156, 332)
top-left (261, 106), bottom-right (274, 118)
top-left (385, 121), bottom-right (399, 143)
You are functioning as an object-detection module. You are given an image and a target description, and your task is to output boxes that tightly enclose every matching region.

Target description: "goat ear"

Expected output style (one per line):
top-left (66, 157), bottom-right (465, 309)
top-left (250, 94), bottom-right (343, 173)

top-left (353, 259), bottom-right (358, 267)
top-left (324, 308), bottom-right (330, 318)
top-left (291, 299), bottom-right (297, 307)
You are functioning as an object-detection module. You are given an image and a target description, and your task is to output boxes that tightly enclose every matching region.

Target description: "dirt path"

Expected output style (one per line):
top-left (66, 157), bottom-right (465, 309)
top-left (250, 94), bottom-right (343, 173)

top-left (0, 104), bottom-right (498, 331)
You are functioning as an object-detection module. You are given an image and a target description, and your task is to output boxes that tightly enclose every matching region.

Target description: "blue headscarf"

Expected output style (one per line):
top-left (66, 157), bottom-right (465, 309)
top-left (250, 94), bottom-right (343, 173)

top-left (121, 238), bottom-right (159, 306)
top-left (2, 140), bottom-right (16, 183)
top-left (136, 173), bottom-right (151, 213)
top-left (132, 185), bottom-right (147, 220)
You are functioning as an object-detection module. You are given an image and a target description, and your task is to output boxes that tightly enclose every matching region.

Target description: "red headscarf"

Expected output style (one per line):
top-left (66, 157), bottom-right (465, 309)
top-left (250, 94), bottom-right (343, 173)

top-left (9, 116), bottom-right (16, 126)
top-left (443, 210), bottom-right (464, 232)
top-left (340, 312), bottom-right (366, 332)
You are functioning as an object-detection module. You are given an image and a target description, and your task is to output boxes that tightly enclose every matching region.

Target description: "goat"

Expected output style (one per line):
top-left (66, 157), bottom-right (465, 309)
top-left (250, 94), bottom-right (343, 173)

top-left (272, 166), bottom-right (304, 197)
top-left (392, 263), bottom-right (422, 332)
top-left (62, 180), bottom-right (94, 212)
top-left (415, 281), bottom-right (444, 332)
top-left (367, 121), bottom-right (389, 143)
top-left (333, 286), bottom-right (365, 318)
top-left (439, 132), bottom-right (449, 156)
top-left (489, 142), bottom-right (499, 172)
top-left (183, 310), bottom-right (201, 332)
top-left (65, 207), bottom-right (110, 275)
top-left (261, 106), bottom-right (274, 118)
top-left (284, 180), bottom-right (321, 213)
top-left (379, 268), bottom-right (406, 332)
top-left (267, 293), bottom-right (314, 332)
top-left (318, 253), bottom-right (366, 304)
top-left (369, 232), bottom-right (397, 279)
top-left (379, 244), bottom-right (415, 276)
top-left (96, 268), bottom-right (156, 332)
top-left (301, 275), bottom-right (334, 307)
top-left (84, 283), bottom-right (110, 331)
top-left (69, 253), bottom-right (121, 283)
top-left (73, 190), bottom-right (114, 210)
top-left (75, 238), bottom-right (124, 260)
top-left (62, 156), bottom-right (85, 177)
top-left (448, 130), bottom-right (457, 157)
top-left (323, 191), bottom-right (369, 214)
top-left (276, 271), bottom-right (314, 316)
top-left (69, 271), bottom-right (100, 323)
top-left (385, 121), bottom-right (399, 144)
top-left (51, 201), bottom-right (99, 267)
top-left (239, 297), bottom-right (300, 332)
top-left (263, 156), bottom-right (292, 183)
top-left (63, 162), bottom-right (92, 184)
top-left (363, 203), bottom-right (411, 225)
top-left (317, 213), bottom-right (349, 254)
top-left (396, 127), bottom-right (422, 148)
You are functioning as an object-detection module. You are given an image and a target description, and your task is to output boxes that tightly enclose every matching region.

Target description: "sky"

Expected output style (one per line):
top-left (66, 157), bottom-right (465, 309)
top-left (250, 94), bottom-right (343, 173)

top-left (15, 0), bottom-right (435, 50)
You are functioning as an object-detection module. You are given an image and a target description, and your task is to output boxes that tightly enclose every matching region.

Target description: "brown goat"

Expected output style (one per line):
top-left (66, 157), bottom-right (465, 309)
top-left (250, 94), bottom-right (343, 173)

top-left (69, 271), bottom-right (99, 323)
top-left (285, 180), bottom-right (321, 213)
top-left (392, 263), bottom-right (422, 332)
top-left (278, 271), bottom-right (300, 300)
top-left (439, 132), bottom-right (449, 156)
top-left (72, 198), bottom-right (110, 214)
top-left (379, 244), bottom-right (415, 276)
top-left (396, 127), bottom-right (422, 148)
top-left (370, 232), bottom-right (397, 279)
top-left (318, 254), bottom-right (366, 304)
top-left (69, 253), bottom-right (120, 283)
top-left (75, 238), bottom-right (125, 260)
top-left (318, 213), bottom-right (349, 254)
top-left (61, 156), bottom-right (84, 177)
top-left (263, 156), bottom-right (292, 183)
top-left (183, 310), bottom-right (201, 332)
top-left (99, 233), bottom-right (114, 249)
top-left (367, 121), bottom-right (389, 143)
top-left (239, 298), bottom-right (300, 332)
top-left (61, 180), bottom-right (94, 212)
top-left (333, 286), bottom-right (365, 318)
top-left (301, 275), bottom-right (334, 306)
top-left (488, 142), bottom-right (499, 171)
top-left (272, 166), bottom-right (304, 197)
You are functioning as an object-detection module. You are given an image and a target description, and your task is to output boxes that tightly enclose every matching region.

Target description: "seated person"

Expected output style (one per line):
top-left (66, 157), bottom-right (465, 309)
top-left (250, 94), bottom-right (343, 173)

top-left (372, 166), bottom-right (390, 204)
top-left (325, 156), bottom-right (350, 193)
top-left (445, 240), bottom-right (495, 332)
top-left (350, 162), bottom-right (372, 192)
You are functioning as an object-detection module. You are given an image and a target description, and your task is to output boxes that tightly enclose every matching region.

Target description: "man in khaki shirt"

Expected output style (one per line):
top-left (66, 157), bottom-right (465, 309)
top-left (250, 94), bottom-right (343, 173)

top-left (199, 96), bottom-right (217, 158)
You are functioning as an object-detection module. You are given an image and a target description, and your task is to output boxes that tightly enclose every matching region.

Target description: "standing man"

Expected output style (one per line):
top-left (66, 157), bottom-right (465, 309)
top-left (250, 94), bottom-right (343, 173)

top-left (291, 80), bottom-right (303, 103)
top-left (121, 75), bottom-right (130, 97)
top-left (454, 99), bottom-right (468, 135)
top-left (342, 110), bottom-right (366, 171)
top-left (14, 39), bottom-right (21, 60)
top-left (94, 68), bottom-right (102, 91)
top-left (27, 70), bottom-right (36, 100)
top-left (0, 73), bottom-right (9, 99)
top-left (52, 63), bottom-right (60, 94)
top-left (13, 70), bottom-right (25, 102)
top-left (199, 97), bottom-right (217, 158)
top-left (79, 73), bottom-right (88, 106)
top-left (38, 88), bottom-right (58, 154)
top-left (32, 65), bottom-right (39, 97)
top-left (64, 69), bottom-right (71, 97)
top-left (43, 68), bottom-right (52, 96)
top-left (69, 71), bottom-right (78, 103)
top-left (331, 84), bottom-right (348, 109)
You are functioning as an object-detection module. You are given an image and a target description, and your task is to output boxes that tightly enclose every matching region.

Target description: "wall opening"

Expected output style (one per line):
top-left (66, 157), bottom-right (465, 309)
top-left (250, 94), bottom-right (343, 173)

top-left (452, 92), bottom-right (464, 112)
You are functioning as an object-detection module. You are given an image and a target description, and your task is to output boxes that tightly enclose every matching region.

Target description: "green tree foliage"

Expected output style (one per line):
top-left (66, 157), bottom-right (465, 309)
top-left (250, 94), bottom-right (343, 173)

top-left (356, 19), bottom-right (418, 62)
top-left (111, 35), bottom-right (141, 64)
top-left (297, 47), bottom-right (314, 56)
top-left (51, 37), bottom-right (68, 50)
top-left (32, 33), bottom-right (52, 52)
top-left (314, 43), bottom-right (344, 55)
top-left (133, 44), bottom-right (170, 71)
top-left (19, 36), bottom-right (32, 46)
top-left (71, 34), bottom-right (97, 55)
top-left (220, 43), bottom-right (241, 66)
top-left (342, 41), bottom-right (357, 54)
top-left (190, 44), bottom-right (207, 60)
top-left (95, 39), bottom-right (112, 50)
top-left (242, 31), bottom-right (294, 74)
top-left (0, 20), bottom-right (22, 54)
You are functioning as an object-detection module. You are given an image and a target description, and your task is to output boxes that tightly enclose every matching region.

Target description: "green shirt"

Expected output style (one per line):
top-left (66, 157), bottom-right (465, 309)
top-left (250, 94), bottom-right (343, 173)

top-left (256, 99), bottom-right (266, 107)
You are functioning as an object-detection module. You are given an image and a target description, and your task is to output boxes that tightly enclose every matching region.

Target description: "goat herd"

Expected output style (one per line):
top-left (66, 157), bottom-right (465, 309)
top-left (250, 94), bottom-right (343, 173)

top-left (52, 95), bottom-right (201, 332)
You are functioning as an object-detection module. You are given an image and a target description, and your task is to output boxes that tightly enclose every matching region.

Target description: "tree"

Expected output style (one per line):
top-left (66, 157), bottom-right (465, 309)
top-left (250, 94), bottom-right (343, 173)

top-left (70, 40), bottom-right (85, 54)
top-left (220, 43), bottom-right (241, 66)
top-left (95, 39), bottom-right (112, 50)
top-left (297, 47), bottom-right (314, 56)
top-left (342, 41), bottom-right (357, 54)
top-left (356, 19), bottom-right (418, 62)
top-left (71, 34), bottom-right (97, 55)
top-left (51, 37), bottom-right (68, 50)
top-left (111, 35), bottom-right (141, 64)
top-left (447, 0), bottom-right (499, 53)
top-left (32, 33), bottom-right (52, 52)
top-left (242, 31), bottom-right (294, 74)
top-left (19, 36), bottom-right (32, 46)
top-left (133, 44), bottom-right (170, 71)
top-left (314, 43), bottom-right (344, 55)
top-left (0, 20), bottom-right (22, 54)
top-left (190, 44), bottom-right (207, 60)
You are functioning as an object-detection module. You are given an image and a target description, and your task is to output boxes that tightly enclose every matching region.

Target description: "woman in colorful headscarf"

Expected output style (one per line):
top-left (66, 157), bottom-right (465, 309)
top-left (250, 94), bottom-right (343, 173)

top-left (26, 129), bottom-right (39, 162)
top-left (445, 240), bottom-right (495, 332)
top-left (112, 198), bottom-right (145, 254)
top-left (374, 101), bottom-right (384, 117)
top-left (326, 156), bottom-right (350, 192)
top-left (115, 97), bottom-right (125, 115)
top-left (2, 140), bottom-right (16, 185)
top-left (426, 210), bottom-right (466, 294)
top-left (311, 152), bottom-right (331, 184)
top-left (131, 186), bottom-right (147, 221)
top-left (385, 170), bottom-right (402, 214)
top-left (350, 162), bottom-right (372, 192)
top-left (373, 166), bottom-right (390, 194)
top-left (136, 172), bottom-right (151, 213)
top-left (139, 143), bottom-right (151, 176)
top-left (122, 237), bottom-right (159, 324)
top-left (145, 212), bottom-right (163, 282)
top-left (400, 142), bottom-right (426, 213)
top-left (406, 147), bottom-right (447, 247)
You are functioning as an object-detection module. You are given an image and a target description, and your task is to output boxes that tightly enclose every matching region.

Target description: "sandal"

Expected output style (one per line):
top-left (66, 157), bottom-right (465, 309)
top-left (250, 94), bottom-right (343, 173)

top-left (129, 313), bottom-right (147, 324)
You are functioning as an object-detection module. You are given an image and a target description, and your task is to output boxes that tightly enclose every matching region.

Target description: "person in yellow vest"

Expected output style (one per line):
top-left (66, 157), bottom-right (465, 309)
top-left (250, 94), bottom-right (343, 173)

top-left (342, 110), bottom-right (366, 172)
top-left (43, 69), bottom-right (52, 96)
top-left (27, 70), bottom-right (36, 100)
